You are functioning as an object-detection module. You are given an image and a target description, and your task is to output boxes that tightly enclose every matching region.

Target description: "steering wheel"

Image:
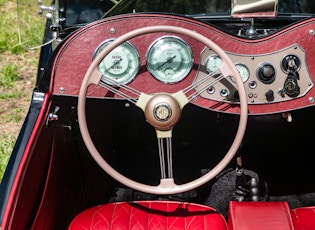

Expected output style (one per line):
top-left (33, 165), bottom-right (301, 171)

top-left (78, 25), bottom-right (248, 195)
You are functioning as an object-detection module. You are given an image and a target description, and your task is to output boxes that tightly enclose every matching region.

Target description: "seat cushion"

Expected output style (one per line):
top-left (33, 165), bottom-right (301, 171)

top-left (228, 201), bottom-right (294, 230)
top-left (291, 207), bottom-right (315, 230)
top-left (68, 200), bottom-right (227, 230)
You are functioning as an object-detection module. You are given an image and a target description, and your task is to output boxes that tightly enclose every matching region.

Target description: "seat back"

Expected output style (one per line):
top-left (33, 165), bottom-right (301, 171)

top-left (68, 200), bottom-right (227, 229)
top-left (291, 206), bottom-right (315, 230)
top-left (228, 201), bottom-right (294, 230)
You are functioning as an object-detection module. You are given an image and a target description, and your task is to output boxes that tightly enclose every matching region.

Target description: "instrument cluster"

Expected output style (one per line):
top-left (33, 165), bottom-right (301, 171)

top-left (94, 36), bottom-right (313, 106)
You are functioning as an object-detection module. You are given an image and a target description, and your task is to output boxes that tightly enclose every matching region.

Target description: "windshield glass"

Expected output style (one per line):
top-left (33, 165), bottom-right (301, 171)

top-left (17, 0), bottom-right (315, 49)
top-left (65, 0), bottom-right (231, 26)
top-left (65, 0), bottom-right (115, 26)
top-left (278, 0), bottom-right (315, 14)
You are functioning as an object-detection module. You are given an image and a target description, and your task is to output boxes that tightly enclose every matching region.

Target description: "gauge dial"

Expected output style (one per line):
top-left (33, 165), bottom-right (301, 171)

top-left (230, 63), bottom-right (250, 83)
top-left (205, 54), bottom-right (222, 73)
top-left (146, 36), bottom-right (193, 83)
top-left (93, 39), bottom-right (140, 85)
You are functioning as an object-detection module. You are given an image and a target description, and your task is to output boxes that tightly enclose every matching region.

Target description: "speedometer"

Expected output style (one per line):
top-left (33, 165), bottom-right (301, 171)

top-left (146, 36), bottom-right (193, 83)
top-left (93, 39), bottom-right (140, 85)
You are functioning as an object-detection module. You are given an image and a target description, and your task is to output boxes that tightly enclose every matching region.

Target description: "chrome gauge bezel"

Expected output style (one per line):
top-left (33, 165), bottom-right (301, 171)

top-left (146, 36), bottom-right (194, 84)
top-left (93, 39), bottom-right (140, 85)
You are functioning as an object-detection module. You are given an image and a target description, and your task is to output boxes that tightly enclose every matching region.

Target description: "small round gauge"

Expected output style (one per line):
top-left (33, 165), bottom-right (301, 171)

top-left (230, 63), bottom-right (250, 83)
top-left (205, 54), bottom-right (222, 73)
top-left (93, 39), bottom-right (140, 85)
top-left (146, 36), bottom-right (193, 83)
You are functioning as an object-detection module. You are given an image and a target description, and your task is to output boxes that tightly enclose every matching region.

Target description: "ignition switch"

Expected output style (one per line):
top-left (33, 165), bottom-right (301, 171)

top-left (283, 73), bottom-right (300, 97)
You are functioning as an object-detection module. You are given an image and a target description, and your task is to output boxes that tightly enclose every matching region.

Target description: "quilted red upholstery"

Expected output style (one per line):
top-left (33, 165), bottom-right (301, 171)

top-left (68, 200), bottom-right (227, 229)
top-left (291, 207), bottom-right (315, 230)
top-left (227, 201), bottom-right (294, 230)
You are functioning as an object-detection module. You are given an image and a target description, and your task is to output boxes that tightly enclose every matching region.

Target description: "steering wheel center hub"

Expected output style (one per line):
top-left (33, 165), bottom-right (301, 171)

top-left (145, 94), bottom-right (181, 131)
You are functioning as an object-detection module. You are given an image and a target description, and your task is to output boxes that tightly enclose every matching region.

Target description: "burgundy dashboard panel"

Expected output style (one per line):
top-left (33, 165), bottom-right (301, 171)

top-left (52, 14), bottom-right (315, 115)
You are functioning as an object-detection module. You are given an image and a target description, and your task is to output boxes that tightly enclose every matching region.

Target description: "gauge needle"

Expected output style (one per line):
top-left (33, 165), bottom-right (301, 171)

top-left (104, 57), bottom-right (123, 74)
top-left (157, 55), bottom-right (176, 69)
top-left (112, 57), bottom-right (122, 67)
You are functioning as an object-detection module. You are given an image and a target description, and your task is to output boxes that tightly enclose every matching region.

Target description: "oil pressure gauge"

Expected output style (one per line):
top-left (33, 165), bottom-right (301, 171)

top-left (146, 36), bottom-right (193, 83)
top-left (93, 39), bottom-right (140, 85)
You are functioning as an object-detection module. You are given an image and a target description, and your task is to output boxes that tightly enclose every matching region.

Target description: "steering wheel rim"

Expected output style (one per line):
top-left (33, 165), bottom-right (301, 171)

top-left (78, 25), bottom-right (248, 195)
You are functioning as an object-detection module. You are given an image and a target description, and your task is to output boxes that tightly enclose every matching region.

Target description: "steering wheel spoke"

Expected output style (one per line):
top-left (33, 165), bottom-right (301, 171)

top-left (158, 137), bottom-right (173, 179)
top-left (88, 68), bottom-right (103, 86)
top-left (136, 93), bottom-right (153, 111)
top-left (158, 178), bottom-right (178, 190)
top-left (171, 91), bottom-right (189, 109)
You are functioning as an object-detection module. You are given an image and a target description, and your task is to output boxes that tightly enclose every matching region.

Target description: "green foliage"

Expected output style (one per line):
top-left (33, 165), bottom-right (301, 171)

top-left (0, 135), bottom-right (15, 182)
top-left (15, 0), bottom-right (46, 49)
top-left (0, 0), bottom-right (40, 182)
top-left (0, 63), bottom-right (19, 88)
top-left (0, 2), bottom-right (23, 54)
top-left (3, 107), bottom-right (24, 123)
top-left (0, 0), bottom-right (45, 54)
top-left (0, 90), bottom-right (23, 99)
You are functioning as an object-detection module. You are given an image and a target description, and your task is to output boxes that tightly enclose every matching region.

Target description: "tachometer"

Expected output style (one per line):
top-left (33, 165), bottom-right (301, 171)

top-left (146, 36), bottom-right (193, 83)
top-left (93, 39), bottom-right (140, 85)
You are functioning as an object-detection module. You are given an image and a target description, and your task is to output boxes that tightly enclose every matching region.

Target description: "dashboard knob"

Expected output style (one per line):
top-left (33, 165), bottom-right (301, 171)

top-left (256, 63), bottom-right (276, 84)
top-left (262, 66), bottom-right (273, 78)
top-left (265, 89), bottom-right (274, 102)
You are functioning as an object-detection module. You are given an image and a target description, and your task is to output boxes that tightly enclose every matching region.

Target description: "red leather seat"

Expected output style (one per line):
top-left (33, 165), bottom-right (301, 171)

top-left (227, 201), bottom-right (295, 230)
top-left (290, 207), bottom-right (315, 230)
top-left (68, 200), bottom-right (227, 230)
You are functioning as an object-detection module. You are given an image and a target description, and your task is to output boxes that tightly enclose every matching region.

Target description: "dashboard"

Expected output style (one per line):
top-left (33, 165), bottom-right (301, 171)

top-left (52, 13), bottom-right (315, 115)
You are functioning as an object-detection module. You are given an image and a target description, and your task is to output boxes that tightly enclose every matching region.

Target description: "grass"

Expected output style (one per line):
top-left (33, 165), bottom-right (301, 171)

top-left (0, 0), bottom-right (40, 181)
top-left (0, 63), bottom-right (20, 88)
top-left (0, 136), bottom-right (15, 180)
